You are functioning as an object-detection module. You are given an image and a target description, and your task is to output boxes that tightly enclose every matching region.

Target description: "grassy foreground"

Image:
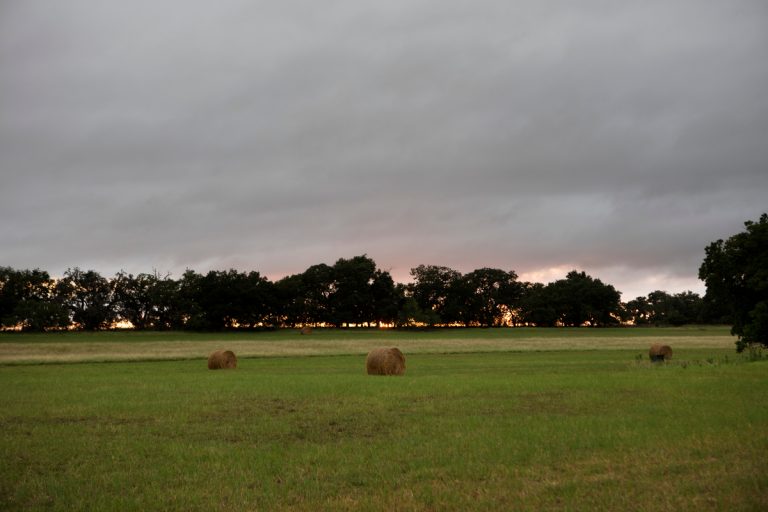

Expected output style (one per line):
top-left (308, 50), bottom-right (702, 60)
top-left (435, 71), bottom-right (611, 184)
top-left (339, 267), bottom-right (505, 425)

top-left (1, 328), bottom-right (766, 511)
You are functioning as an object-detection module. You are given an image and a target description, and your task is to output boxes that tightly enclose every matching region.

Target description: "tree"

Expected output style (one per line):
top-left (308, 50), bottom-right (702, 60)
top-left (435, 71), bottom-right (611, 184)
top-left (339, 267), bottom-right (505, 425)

top-left (671, 291), bottom-right (704, 325)
top-left (624, 296), bottom-right (653, 325)
top-left (519, 282), bottom-right (558, 327)
top-left (699, 213), bottom-right (768, 351)
top-left (235, 271), bottom-right (275, 328)
top-left (273, 274), bottom-right (304, 327)
top-left (197, 270), bottom-right (240, 329)
top-left (179, 269), bottom-right (273, 330)
top-left (396, 295), bottom-right (440, 327)
top-left (299, 263), bottom-right (335, 326)
top-left (461, 268), bottom-right (523, 327)
top-left (369, 269), bottom-right (401, 326)
top-left (9, 300), bottom-right (69, 332)
top-left (146, 275), bottom-right (184, 330)
top-left (409, 265), bottom-right (463, 326)
top-left (0, 267), bottom-right (67, 331)
top-left (112, 271), bottom-right (158, 330)
top-left (623, 291), bottom-right (704, 326)
top-left (177, 270), bottom-right (206, 330)
top-left (329, 255), bottom-right (378, 326)
top-left (55, 268), bottom-right (115, 330)
top-left (531, 271), bottom-right (621, 327)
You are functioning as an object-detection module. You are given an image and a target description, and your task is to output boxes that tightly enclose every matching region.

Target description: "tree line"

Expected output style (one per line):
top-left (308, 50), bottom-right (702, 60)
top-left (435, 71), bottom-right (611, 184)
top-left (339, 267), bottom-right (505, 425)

top-left (0, 255), bottom-right (719, 332)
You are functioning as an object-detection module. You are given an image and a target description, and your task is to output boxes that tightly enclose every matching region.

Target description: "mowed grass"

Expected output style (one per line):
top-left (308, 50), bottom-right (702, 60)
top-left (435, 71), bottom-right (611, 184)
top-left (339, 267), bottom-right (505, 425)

top-left (0, 325), bottom-right (736, 364)
top-left (1, 328), bottom-right (767, 511)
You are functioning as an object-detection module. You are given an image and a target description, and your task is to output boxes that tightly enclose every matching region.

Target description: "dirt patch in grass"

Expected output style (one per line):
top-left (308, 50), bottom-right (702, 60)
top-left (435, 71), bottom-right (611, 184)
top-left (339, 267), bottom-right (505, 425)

top-left (511, 389), bottom-right (639, 417)
top-left (187, 398), bottom-right (396, 446)
top-left (514, 391), bottom-right (576, 415)
top-left (0, 415), bottom-right (157, 430)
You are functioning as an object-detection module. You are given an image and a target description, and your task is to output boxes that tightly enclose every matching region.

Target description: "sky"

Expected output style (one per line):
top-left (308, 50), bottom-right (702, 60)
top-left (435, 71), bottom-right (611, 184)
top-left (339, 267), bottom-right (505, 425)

top-left (1, 0), bottom-right (767, 300)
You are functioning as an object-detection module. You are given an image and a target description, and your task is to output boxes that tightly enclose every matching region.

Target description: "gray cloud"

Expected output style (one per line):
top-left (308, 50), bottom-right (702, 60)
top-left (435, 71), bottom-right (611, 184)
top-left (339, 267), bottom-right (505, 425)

top-left (2, 0), bottom-right (767, 299)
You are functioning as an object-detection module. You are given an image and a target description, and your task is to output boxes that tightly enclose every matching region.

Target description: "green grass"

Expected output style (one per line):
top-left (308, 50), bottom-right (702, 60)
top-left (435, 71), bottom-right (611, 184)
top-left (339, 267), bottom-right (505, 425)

top-left (1, 328), bottom-right (766, 510)
top-left (0, 325), bottom-right (736, 364)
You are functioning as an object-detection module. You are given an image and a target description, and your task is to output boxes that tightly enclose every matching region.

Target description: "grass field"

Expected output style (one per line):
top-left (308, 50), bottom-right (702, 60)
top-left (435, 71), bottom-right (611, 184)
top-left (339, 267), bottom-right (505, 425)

top-left (0, 325), bottom-right (737, 364)
top-left (1, 327), bottom-right (766, 511)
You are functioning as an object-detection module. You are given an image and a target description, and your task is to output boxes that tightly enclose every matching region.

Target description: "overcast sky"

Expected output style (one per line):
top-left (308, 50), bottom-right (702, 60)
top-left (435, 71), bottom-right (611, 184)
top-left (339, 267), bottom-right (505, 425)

top-left (1, 1), bottom-right (767, 299)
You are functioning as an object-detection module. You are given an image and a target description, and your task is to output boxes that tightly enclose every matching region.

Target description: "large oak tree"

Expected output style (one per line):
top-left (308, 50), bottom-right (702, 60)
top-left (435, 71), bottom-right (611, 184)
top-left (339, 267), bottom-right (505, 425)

top-left (699, 213), bottom-right (768, 351)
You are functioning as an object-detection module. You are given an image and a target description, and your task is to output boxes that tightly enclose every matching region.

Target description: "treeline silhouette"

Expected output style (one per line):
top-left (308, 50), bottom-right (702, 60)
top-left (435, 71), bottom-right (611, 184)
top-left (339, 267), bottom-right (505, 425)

top-left (0, 255), bottom-right (724, 332)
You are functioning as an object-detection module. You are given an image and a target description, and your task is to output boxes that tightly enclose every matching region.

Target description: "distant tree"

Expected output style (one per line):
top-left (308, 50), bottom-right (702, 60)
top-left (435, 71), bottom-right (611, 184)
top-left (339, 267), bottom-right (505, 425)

top-left (623, 291), bottom-right (704, 326)
top-left (147, 275), bottom-right (183, 330)
top-left (699, 213), bottom-right (768, 351)
top-left (235, 271), bottom-right (275, 328)
top-left (397, 295), bottom-right (439, 327)
top-left (198, 270), bottom-right (241, 329)
top-left (329, 255), bottom-right (379, 326)
top-left (55, 268), bottom-right (115, 330)
top-left (369, 269), bottom-right (401, 326)
top-left (112, 271), bottom-right (158, 330)
top-left (672, 291), bottom-right (704, 325)
top-left (443, 275), bottom-right (475, 326)
top-left (461, 268), bottom-right (523, 327)
top-left (0, 266), bottom-right (22, 325)
top-left (409, 265), bottom-right (463, 326)
top-left (0, 267), bottom-right (68, 331)
top-left (647, 291), bottom-right (681, 326)
top-left (539, 271), bottom-right (622, 327)
top-left (273, 274), bottom-right (304, 327)
top-left (180, 269), bottom-right (273, 330)
top-left (299, 263), bottom-right (335, 325)
top-left (177, 270), bottom-right (206, 330)
top-left (519, 282), bottom-right (558, 327)
top-left (624, 296), bottom-right (653, 325)
top-left (277, 260), bottom-right (397, 327)
top-left (10, 300), bottom-right (69, 332)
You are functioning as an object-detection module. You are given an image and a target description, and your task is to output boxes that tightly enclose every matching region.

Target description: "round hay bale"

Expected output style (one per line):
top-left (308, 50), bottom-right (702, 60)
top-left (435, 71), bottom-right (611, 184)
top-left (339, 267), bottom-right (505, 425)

top-left (649, 343), bottom-right (672, 362)
top-left (366, 347), bottom-right (406, 376)
top-left (300, 326), bottom-right (313, 335)
top-left (208, 350), bottom-right (237, 370)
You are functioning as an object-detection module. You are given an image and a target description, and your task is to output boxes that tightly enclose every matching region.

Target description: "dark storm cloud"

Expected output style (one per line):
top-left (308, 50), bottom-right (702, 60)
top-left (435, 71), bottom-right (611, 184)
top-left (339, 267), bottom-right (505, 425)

top-left (1, 0), bottom-right (767, 298)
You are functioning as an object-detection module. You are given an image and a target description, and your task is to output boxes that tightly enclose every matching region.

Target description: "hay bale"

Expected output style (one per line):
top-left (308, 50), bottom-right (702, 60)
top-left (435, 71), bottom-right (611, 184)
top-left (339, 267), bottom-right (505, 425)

top-left (366, 347), bottom-right (406, 376)
top-left (649, 343), bottom-right (673, 362)
top-left (208, 350), bottom-right (237, 370)
top-left (300, 326), bottom-right (313, 335)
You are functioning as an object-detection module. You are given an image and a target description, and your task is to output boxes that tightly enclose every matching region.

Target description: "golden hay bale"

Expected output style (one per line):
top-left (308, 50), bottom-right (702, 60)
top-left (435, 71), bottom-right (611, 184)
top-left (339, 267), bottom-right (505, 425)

top-left (649, 343), bottom-right (673, 362)
top-left (208, 350), bottom-right (237, 370)
top-left (300, 326), bottom-right (313, 335)
top-left (366, 347), bottom-right (406, 376)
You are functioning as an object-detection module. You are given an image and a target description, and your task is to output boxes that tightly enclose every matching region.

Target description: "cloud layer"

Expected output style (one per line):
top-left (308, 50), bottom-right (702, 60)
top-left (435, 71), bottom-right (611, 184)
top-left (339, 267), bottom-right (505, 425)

top-left (2, 0), bottom-right (767, 299)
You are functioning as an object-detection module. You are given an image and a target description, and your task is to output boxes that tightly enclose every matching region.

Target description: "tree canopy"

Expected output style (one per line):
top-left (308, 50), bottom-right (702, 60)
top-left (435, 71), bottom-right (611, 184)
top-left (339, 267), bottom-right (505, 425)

top-left (699, 213), bottom-right (768, 351)
top-left (517, 271), bottom-right (621, 327)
